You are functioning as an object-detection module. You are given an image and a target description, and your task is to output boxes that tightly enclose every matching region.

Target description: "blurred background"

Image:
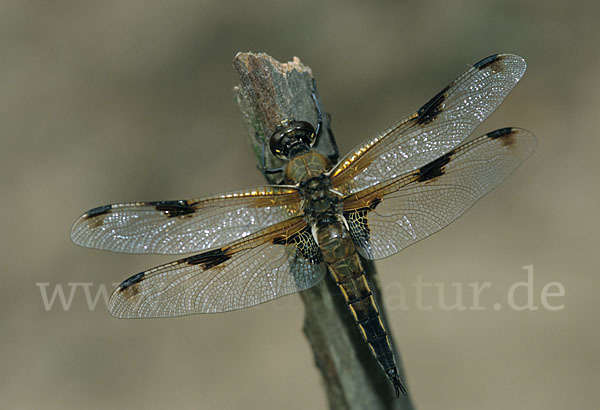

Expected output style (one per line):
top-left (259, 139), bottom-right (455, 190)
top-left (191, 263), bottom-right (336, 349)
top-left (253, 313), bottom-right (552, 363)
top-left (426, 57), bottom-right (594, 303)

top-left (1, 0), bottom-right (598, 409)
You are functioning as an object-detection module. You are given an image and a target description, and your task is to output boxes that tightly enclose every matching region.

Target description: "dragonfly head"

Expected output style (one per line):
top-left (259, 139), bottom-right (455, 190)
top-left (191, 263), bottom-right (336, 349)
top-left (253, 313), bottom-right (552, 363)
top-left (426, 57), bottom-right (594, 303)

top-left (269, 119), bottom-right (316, 160)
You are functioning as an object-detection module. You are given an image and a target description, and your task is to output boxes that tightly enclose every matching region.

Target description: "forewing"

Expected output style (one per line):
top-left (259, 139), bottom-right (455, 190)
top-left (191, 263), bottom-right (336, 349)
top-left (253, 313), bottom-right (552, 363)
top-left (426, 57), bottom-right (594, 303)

top-left (343, 128), bottom-right (536, 260)
top-left (108, 216), bottom-right (326, 317)
top-left (71, 186), bottom-right (302, 254)
top-left (331, 54), bottom-right (527, 195)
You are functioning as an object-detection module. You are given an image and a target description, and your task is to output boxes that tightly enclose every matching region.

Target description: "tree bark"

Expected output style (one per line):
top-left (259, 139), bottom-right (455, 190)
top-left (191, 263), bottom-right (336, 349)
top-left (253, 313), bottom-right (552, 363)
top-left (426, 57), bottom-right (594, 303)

top-left (233, 52), bottom-right (414, 410)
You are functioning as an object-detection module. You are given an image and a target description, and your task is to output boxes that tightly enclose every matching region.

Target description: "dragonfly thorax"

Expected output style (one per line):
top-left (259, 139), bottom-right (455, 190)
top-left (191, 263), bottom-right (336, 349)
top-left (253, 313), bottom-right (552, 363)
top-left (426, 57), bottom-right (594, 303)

top-left (284, 150), bottom-right (331, 184)
top-left (299, 174), bottom-right (342, 226)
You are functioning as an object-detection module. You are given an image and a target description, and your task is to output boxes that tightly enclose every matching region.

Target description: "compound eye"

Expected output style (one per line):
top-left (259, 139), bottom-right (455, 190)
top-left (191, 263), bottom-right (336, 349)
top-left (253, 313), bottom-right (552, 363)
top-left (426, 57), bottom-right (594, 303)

top-left (293, 121), bottom-right (316, 147)
top-left (269, 128), bottom-right (286, 159)
top-left (269, 120), bottom-right (317, 160)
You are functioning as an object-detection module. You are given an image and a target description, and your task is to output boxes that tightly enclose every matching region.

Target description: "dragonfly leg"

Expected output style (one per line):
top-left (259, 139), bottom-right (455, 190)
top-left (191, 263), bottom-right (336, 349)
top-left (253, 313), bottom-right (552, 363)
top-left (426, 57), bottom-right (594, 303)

top-left (310, 78), bottom-right (339, 164)
top-left (257, 137), bottom-right (284, 181)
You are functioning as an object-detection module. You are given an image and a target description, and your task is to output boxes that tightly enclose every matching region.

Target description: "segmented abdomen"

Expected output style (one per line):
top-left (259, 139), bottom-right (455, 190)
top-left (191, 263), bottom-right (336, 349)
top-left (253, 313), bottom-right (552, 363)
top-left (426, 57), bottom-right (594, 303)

top-left (315, 218), bottom-right (398, 379)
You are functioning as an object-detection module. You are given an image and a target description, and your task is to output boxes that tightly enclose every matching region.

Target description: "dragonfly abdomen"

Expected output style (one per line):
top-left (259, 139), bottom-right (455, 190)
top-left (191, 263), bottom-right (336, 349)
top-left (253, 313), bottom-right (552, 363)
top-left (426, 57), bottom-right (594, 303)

top-left (315, 218), bottom-right (406, 396)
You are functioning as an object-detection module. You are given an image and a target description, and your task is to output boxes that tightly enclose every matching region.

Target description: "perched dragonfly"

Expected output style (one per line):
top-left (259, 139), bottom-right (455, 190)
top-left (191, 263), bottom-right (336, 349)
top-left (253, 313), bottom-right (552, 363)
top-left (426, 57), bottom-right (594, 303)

top-left (71, 54), bottom-right (536, 397)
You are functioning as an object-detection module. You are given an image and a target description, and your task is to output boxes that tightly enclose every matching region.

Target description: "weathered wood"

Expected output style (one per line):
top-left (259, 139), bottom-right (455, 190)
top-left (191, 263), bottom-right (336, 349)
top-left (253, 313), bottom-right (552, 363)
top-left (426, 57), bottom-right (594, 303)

top-left (233, 52), bottom-right (414, 410)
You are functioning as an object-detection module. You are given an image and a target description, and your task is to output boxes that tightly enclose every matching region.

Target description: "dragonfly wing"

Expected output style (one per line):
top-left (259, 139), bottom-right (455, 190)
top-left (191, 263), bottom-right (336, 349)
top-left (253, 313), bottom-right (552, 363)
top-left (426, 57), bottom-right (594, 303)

top-left (108, 216), bottom-right (326, 317)
top-left (342, 128), bottom-right (536, 259)
top-left (332, 54), bottom-right (527, 195)
top-left (71, 186), bottom-right (302, 254)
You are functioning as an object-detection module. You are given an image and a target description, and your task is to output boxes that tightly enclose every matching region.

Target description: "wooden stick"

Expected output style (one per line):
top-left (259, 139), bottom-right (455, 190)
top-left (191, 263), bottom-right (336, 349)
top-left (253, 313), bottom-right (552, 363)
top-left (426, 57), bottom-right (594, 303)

top-left (233, 52), bottom-right (414, 410)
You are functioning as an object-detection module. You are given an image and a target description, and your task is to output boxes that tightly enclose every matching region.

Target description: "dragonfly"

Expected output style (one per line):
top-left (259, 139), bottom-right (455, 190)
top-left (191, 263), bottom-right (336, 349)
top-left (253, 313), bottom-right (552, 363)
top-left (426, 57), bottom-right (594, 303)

top-left (71, 54), bottom-right (536, 397)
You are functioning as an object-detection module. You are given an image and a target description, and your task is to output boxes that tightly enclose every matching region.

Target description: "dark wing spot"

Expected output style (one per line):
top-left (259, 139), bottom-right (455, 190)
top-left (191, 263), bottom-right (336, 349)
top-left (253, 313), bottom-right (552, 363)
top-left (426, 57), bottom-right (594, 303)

top-left (487, 127), bottom-right (513, 139)
top-left (366, 197), bottom-right (381, 210)
top-left (84, 205), bottom-right (112, 228)
top-left (117, 272), bottom-right (145, 298)
top-left (414, 84), bottom-right (449, 125)
top-left (416, 150), bottom-right (454, 182)
top-left (280, 226), bottom-right (323, 265)
top-left (272, 235), bottom-right (287, 245)
top-left (119, 272), bottom-right (145, 289)
top-left (152, 200), bottom-right (197, 218)
top-left (487, 127), bottom-right (516, 146)
top-left (473, 54), bottom-right (504, 72)
top-left (184, 248), bottom-right (231, 270)
top-left (85, 204), bottom-right (112, 218)
top-left (344, 198), bottom-right (381, 253)
top-left (487, 127), bottom-right (517, 148)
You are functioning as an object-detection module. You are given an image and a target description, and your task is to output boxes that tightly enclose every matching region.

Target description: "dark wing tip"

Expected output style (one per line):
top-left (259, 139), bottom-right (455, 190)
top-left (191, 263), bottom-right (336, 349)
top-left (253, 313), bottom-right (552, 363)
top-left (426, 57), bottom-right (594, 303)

top-left (487, 127), bottom-right (519, 148)
top-left (118, 272), bottom-right (145, 290)
top-left (473, 54), bottom-right (527, 79)
top-left (84, 204), bottom-right (112, 219)
top-left (73, 204), bottom-right (112, 233)
top-left (487, 127), bottom-right (514, 139)
top-left (473, 54), bottom-right (500, 70)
